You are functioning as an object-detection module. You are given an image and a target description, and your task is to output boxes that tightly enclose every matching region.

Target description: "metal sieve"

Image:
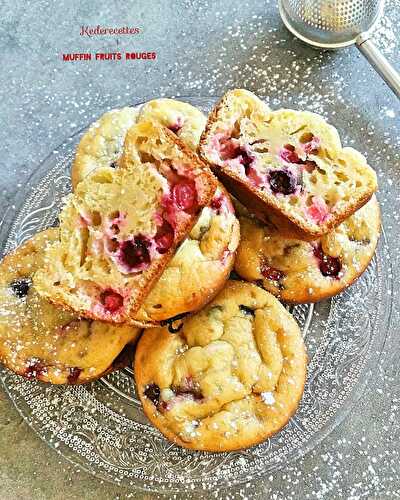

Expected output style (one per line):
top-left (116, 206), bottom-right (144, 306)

top-left (278, 0), bottom-right (400, 98)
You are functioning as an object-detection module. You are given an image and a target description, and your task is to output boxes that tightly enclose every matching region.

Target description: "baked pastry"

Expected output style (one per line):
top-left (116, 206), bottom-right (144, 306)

top-left (0, 229), bottom-right (141, 384)
top-left (133, 185), bottom-right (240, 326)
top-left (35, 122), bottom-right (217, 324)
top-left (72, 100), bottom-right (206, 189)
top-left (137, 98), bottom-right (207, 151)
top-left (199, 89), bottom-right (378, 240)
top-left (234, 195), bottom-right (380, 303)
top-left (135, 281), bottom-right (307, 451)
top-left (71, 101), bottom-right (235, 326)
top-left (71, 107), bottom-right (139, 189)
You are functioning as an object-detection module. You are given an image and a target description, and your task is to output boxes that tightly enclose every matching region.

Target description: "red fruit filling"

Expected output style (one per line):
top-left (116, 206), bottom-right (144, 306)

top-left (217, 136), bottom-right (241, 161)
top-left (302, 135), bottom-right (320, 154)
top-left (211, 195), bottom-right (223, 213)
top-left (307, 196), bottom-right (329, 224)
top-left (172, 180), bottom-right (198, 212)
top-left (174, 386), bottom-right (203, 400)
top-left (100, 289), bottom-right (124, 313)
top-left (25, 359), bottom-right (47, 379)
top-left (155, 220), bottom-right (175, 254)
top-left (120, 236), bottom-right (151, 271)
top-left (261, 262), bottom-right (285, 282)
top-left (168, 116), bottom-right (184, 134)
top-left (239, 148), bottom-right (255, 172)
top-left (173, 376), bottom-right (203, 402)
top-left (313, 245), bottom-right (342, 278)
top-left (269, 169), bottom-right (297, 195)
top-left (246, 165), bottom-right (265, 187)
top-left (221, 141), bottom-right (256, 171)
top-left (280, 144), bottom-right (302, 164)
top-left (67, 367), bottom-right (82, 384)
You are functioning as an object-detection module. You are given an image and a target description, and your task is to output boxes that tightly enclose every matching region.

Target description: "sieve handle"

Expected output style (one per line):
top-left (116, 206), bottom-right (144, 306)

top-left (357, 33), bottom-right (400, 99)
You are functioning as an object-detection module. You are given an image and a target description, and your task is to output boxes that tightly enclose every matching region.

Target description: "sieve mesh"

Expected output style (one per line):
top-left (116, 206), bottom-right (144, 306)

top-left (279, 0), bottom-right (384, 48)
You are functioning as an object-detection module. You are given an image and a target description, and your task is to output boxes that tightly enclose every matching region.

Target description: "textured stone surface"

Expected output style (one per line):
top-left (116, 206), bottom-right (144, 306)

top-left (0, 0), bottom-right (399, 498)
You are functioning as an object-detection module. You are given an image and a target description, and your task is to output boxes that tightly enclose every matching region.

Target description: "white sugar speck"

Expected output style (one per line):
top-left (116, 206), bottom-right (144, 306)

top-left (261, 391), bottom-right (275, 405)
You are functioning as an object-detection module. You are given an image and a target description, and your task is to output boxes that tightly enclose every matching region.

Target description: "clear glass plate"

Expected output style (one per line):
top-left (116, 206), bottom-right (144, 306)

top-left (0, 97), bottom-right (393, 494)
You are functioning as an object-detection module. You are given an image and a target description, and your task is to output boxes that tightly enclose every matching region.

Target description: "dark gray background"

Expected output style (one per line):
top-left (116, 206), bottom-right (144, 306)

top-left (0, 0), bottom-right (399, 498)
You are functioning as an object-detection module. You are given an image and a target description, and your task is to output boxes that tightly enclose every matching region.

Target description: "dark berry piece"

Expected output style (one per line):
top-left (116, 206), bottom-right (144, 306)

top-left (261, 262), bottom-right (285, 282)
top-left (160, 312), bottom-right (189, 333)
top-left (210, 195), bottom-right (223, 213)
top-left (280, 144), bottom-right (302, 164)
top-left (155, 220), bottom-right (175, 254)
top-left (10, 278), bottom-right (32, 298)
top-left (25, 359), bottom-right (47, 380)
top-left (144, 383), bottom-right (161, 407)
top-left (313, 245), bottom-right (342, 278)
top-left (67, 367), bottom-right (82, 384)
top-left (100, 289), bottom-right (124, 313)
top-left (239, 305), bottom-right (255, 317)
top-left (168, 120), bottom-right (183, 134)
top-left (120, 236), bottom-right (151, 270)
top-left (110, 161), bottom-right (118, 169)
top-left (107, 238), bottom-right (120, 253)
top-left (110, 223), bottom-right (120, 234)
top-left (268, 170), bottom-right (297, 195)
top-left (229, 270), bottom-right (241, 281)
top-left (174, 377), bottom-right (203, 400)
top-left (239, 148), bottom-right (255, 172)
top-left (175, 387), bottom-right (203, 400)
top-left (172, 180), bottom-right (198, 212)
top-left (168, 124), bottom-right (181, 133)
top-left (218, 137), bottom-right (241, 161)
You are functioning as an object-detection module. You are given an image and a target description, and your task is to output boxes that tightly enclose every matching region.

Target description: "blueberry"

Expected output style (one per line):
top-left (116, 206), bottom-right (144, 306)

top-left (229, 270), bottom-right (242, 281)
top-left (10, 278), bottom-right (32, 298)
top-left (144, 383), bottom-right (161, 407)
top-left (239, 305), bottom-right (255, 316)
top-left (268, 170), bottom-right (297, 195)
